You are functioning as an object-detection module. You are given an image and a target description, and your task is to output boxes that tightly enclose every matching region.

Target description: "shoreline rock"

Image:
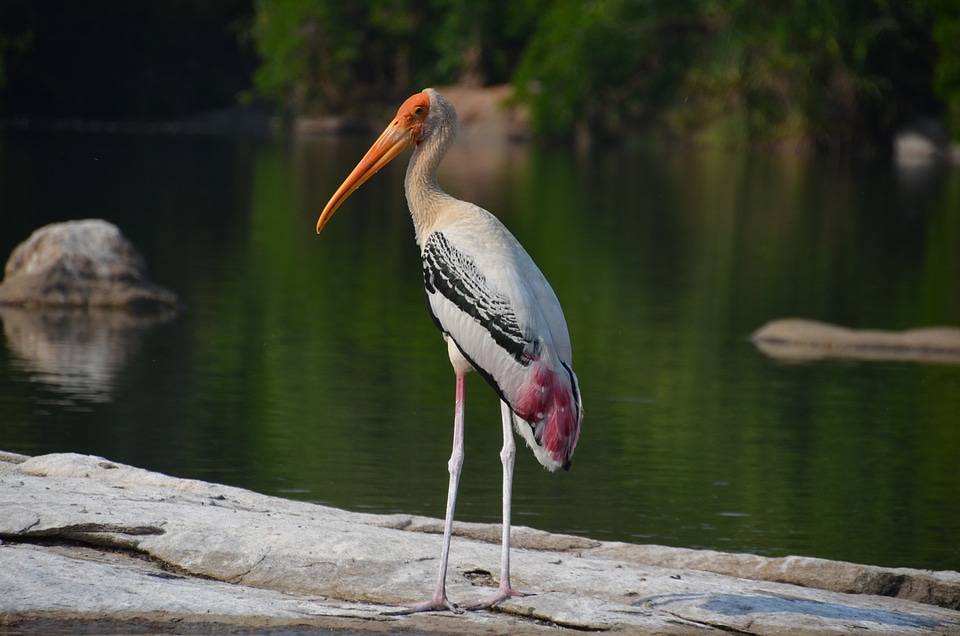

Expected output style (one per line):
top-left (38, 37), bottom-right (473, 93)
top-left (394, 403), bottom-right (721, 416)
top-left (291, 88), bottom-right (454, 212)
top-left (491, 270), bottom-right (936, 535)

top-left (2, 450), bottom-right (958, 634)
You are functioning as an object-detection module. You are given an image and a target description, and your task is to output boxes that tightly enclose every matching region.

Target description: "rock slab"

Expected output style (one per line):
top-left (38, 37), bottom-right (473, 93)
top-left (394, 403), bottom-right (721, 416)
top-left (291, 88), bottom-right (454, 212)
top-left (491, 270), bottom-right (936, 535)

top-left (1, 450), bottom-right (959, 635)
top-left (751, 318), bottom-right (960, 363)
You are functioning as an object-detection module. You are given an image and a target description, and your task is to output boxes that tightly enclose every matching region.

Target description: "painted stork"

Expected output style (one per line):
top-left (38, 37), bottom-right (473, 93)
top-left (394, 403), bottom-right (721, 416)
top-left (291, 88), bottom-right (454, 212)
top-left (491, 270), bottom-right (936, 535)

top-left (316, 88), bottom-right (582, 612)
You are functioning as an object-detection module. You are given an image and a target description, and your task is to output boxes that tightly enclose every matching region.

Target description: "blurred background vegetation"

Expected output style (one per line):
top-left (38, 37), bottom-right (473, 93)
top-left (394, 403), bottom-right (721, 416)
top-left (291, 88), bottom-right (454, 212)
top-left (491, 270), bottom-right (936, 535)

top-left (1, 0), bottom-right (958, 148)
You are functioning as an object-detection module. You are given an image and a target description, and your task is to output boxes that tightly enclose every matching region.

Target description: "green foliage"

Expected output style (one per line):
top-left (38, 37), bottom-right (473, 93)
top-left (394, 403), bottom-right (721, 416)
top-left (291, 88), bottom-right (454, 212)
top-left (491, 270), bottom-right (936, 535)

top-left (250, 0), bottom-right (955, 145)
top-left (251, 0), bottom-right (546, 115)
top-left (512, 0), bottom-right (712, 139)
top-left (251, 0), bottom-right (447, 113)
top-left (930, 0), bottom-right (960, 140)
top-left (251, 1), bottom-right (359, 113)
top-left (428, 0), bottom-right (546, 86)
top-left (514, 0), bottom-right (942, 147)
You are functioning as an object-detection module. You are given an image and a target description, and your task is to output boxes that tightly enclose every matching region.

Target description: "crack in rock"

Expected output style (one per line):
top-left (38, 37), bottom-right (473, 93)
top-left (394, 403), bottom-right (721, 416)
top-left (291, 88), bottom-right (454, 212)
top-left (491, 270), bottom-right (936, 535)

top-left (29, 522), bottom-right (166, 537)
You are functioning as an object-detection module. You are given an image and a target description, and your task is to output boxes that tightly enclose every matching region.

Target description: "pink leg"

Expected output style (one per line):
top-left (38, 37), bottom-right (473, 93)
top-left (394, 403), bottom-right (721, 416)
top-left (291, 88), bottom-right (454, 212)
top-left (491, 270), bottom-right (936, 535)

top-left (466, 401), bottom-right (526, 609)
top-left (390, 372), bottom-right (466, 614)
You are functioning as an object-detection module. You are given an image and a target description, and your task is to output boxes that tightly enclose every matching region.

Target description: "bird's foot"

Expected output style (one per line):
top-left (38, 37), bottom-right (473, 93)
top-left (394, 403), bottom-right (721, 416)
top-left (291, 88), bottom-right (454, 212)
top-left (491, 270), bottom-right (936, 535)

top-left (464, 585), bottom-right (528, 611)
top-left (383, 593), bottom-right (462, 615)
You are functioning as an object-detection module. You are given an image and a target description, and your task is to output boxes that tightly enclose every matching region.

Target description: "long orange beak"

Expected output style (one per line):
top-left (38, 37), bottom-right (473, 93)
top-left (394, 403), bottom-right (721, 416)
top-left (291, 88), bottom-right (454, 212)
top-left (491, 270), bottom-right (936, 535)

top-left (316, 121), bottom-right (415, 234)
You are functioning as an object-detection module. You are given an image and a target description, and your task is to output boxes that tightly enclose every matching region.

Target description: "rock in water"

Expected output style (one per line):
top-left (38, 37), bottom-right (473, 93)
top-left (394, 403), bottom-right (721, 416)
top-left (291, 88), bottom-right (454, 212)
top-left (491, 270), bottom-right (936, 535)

top-left (751, 318), bottom-right (960, 363)
top-left (0, 219), bottom-right (179, 313)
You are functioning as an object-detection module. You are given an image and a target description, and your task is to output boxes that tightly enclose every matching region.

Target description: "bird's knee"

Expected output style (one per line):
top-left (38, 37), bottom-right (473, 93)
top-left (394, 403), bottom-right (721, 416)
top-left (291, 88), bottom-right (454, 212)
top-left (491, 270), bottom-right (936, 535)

top-left (447, 449), bottom-right (464, 474)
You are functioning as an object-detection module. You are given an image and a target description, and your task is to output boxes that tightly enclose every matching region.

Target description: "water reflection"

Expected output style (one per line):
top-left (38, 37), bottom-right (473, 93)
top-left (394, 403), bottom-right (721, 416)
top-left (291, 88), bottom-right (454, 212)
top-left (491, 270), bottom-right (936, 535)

top-left (0, 307), bottom-right (174, 403)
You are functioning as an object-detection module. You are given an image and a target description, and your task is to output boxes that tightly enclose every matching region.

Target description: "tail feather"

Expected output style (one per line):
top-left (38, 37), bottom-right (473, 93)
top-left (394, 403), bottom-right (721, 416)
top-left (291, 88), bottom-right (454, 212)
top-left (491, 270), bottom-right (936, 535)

top-left (512, 358), bottom-right (582, 471)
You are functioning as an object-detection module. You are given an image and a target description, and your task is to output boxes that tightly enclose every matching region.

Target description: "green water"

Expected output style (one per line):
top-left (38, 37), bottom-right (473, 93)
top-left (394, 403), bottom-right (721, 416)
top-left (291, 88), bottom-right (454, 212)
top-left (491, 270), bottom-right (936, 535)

top-left (1, 129), bottom-right (958, 572)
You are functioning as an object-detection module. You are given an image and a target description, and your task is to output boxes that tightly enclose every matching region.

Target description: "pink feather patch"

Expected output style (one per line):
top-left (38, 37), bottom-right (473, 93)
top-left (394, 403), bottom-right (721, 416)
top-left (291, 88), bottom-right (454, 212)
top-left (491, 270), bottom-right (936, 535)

top-left (513, 362), bottom-right (580, 467)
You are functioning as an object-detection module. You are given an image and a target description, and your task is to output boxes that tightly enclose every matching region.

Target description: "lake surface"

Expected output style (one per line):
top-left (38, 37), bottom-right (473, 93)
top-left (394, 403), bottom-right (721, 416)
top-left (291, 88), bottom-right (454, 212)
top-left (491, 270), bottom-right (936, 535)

top-left (1, 128), bottom-right (958, 572)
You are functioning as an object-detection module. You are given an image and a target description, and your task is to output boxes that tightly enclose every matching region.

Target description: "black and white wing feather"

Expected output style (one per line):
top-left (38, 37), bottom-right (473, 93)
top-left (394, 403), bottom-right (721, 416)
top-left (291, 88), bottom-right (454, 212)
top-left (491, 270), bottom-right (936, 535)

top-left (422, 231), bottom-right (540, 369)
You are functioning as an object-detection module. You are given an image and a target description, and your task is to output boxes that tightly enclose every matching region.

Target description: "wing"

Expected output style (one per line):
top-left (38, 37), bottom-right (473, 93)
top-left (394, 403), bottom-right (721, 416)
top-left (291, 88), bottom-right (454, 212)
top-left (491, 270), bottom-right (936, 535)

top-left (421, 222), bottom-right (581, 470)
top-left (422, 230), bottom-right (540, 367)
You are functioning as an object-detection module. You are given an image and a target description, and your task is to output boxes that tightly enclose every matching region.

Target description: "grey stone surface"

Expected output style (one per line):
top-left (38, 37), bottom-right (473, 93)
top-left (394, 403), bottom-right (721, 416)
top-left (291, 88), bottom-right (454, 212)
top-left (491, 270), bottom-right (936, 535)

top-left (2, 450), bottom-right (958, 634)
top-left (0, 219), bottom-right (179, 312)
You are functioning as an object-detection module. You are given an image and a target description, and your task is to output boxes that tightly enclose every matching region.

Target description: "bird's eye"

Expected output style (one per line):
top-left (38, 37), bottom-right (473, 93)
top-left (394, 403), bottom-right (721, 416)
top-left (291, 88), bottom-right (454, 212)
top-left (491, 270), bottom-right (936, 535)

top-left (413, 107), bottom-right (424, 116)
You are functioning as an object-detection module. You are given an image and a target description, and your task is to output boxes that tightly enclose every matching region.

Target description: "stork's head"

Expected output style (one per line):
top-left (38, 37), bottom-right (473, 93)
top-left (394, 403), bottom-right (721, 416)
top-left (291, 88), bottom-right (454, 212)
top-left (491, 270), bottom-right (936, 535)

top-left (316, 91), bottom-right (434, 234)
